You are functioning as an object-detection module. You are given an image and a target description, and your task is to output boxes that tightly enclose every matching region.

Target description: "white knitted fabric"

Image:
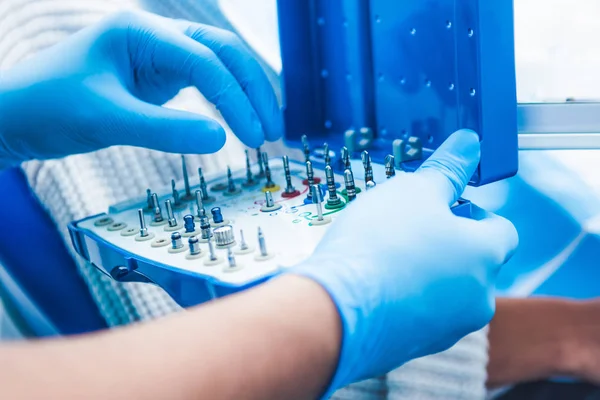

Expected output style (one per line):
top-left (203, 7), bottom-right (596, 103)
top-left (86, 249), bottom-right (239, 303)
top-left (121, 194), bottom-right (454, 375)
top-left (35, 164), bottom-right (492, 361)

top-left (332, 330), bottom-right (488, 400)
top-left (0, 0), bottom-right (489, 398)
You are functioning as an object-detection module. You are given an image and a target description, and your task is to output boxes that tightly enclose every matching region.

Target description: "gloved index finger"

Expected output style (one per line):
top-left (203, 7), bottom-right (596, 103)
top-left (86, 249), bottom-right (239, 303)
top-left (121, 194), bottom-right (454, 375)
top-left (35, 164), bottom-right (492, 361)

top-left (130, 16), bottom-right (268, 148)
top-left (184, 24), bottom-right (284, 142)
top-left (470, 206), bottom-right (519, 269)
top-left (417, 129), bottom-right (481, 206)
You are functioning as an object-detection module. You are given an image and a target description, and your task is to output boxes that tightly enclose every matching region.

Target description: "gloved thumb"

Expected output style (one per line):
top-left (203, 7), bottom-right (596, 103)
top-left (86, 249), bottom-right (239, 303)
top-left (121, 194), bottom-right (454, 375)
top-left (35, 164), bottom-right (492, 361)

top-left (111, 97), bottom-right (227, 154)
top-left (471, 206), bottom-right (519, 268)
top-left (417, 129), bottom-right (481, 206)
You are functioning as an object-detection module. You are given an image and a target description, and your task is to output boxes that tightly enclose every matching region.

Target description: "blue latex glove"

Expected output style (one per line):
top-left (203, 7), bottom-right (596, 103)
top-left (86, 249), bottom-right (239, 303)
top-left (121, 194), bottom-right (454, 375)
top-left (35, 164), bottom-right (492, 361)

top-left (0, 11), bottom-right (282, 168)
top-left (289, 129), bottom-right (519, 397)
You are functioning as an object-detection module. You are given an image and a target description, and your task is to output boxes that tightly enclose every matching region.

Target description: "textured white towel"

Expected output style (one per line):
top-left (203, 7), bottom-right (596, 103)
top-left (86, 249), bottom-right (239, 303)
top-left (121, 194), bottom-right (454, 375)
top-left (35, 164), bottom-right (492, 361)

top-left (0, 0), bottom-right (489, 398)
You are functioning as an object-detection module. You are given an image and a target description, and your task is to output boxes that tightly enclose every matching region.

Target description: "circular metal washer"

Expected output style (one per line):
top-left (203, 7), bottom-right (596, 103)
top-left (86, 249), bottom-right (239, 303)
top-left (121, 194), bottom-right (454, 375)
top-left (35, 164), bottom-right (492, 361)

top-left (204, 257), bottom-right (224, 266)
top-left (223, 188), bottom-right (242, 197)
top-left (172, 202), bottom-right (188, 210)
top-left (94, 217), bottom-right (114, 227)
top-left (223, 264), bottom-right (244, 273)
top-left (210, 182), bottom-right (228, 192)
top-left (212, 219), bottom-right (231, 228)
top-left (260, 204), bottom-right (282, 212)
top-left (164, 223), bottom-right (183, 232)
top-left (261, 184), bottom-right (281, 193)
top-left (185, 252), bottom-right (205, 260)
top-left (185, 251), bottom-right (208, 260)
top-left (150, 219), bottom-right (168, 227)
top-left (121, 227), bottom-right (138, 237)
top-left (202, 196), bottom-right (217, 204)
top-left (254, 253), bottom-right (276, 262)
top-left (151, 238), bottom-right (170, 248)
top-left (168, 245), bottom-right (189, 254)
top-left (182, 229), bottom-right (202, 237)
top-left (281, 190), bottom-right (301, 199)
top-left (234, 246), bottom-right (255, 255)
top-left (310, 216), bottom-right (332, 226)
top-left (325, 200), bottom-right (345, 210)
top-left (107, 222), bottom-right (127, 232)
top-left (242, 180), bottom-right (260, 188)
top-left (135, 232), bottom-right (155, 242)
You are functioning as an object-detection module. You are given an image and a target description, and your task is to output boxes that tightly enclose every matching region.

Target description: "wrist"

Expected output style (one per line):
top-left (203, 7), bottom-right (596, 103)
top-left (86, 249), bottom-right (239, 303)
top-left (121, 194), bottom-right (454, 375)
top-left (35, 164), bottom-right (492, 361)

top-left (286, 258), bottom-right (408, 396)
top-left (262, 274), bottom-right (343, 398)
top-left (285, 261), bottom-right (359, 395)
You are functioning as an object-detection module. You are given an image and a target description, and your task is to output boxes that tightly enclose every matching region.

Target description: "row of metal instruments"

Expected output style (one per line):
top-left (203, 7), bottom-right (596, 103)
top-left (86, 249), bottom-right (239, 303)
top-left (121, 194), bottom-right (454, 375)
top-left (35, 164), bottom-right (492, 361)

top-left (96, 135), bottom-right (401, 272)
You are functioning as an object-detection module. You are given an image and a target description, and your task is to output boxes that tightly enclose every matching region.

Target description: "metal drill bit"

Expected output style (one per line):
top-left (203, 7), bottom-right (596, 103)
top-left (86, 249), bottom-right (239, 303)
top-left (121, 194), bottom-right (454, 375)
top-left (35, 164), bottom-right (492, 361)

top-left (265, 191), bottom-right (275, 208)
top-left (243, 150), bottom-right (257, 186)
top-left (344, 169), bottom-right (357, 201)
top-left (183, 214), bottom-right (195, 233)
top-left (181, 155), bottom-right (191, 198)
top-left (256, 147), bottom-right (265, 178)
top-left (306, 160), bottom-right (315, 186)
top-left (226, 167), bottom-right (238, 193)
top-left (258, 227), bottom-right (268, 257)
top-left (362, 151), bottom-right (374, 184)
top-left (341, 146), bottom-right (351, 170)
top-left (323, 143), bottom-right (330, 165)
top-left (197, 168), bottom-right (216, 203)
top-left (260, 190), bottom-right (282, 212)
top-left (239, 229), bottom-right (248, 251)
top-left (151, 193), bottom-right (163, 222)
top-left (195, 190), bottom-right (204, 218)
top-left (199, 209), bottom-right (212, 240)
top-left (305, 160), bottom-right (315, 201)
top-left (282, 155), bottom-right (296, 194)
top-left (325, 165), bottom-right (342, 206)
top-left (301, 134), bottom-right (310, 162)
top-left (188, 236), bottom-right (201, 255)
top-left (227, 248), bottom-right (237, 268)
top-left (165, 199), bottom-right (177, 227)
top-left (171, 180), bottom-right (181, 207)
top-left (207, 239), bottom-right (218, 261)
top-left (361, 150), bottom-right (370, 169)
top-left (312, 185), bottom-right (325, 221)
top-left (340, 147), bottom-right (348, 165)
top-left (385, 155), bottom-right (396, 178)
top-left (146, 189), bottom-right (153, 210)
top-left (361, 150), bottom-right (372, 176)
top-left (171, 232), bottom-right (183, 250)
top-left (137, 209), bottom-right (149, 237)
top-left (262, 152), bottom-right (275, 188)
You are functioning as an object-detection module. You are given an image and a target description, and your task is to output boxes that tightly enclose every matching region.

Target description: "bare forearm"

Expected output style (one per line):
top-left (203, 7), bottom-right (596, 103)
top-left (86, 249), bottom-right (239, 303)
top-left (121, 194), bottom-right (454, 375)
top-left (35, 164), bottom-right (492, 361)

top-left (487, 297), bottom-right (582, 388)
top-left (0, 276), bottom-right (341, 399)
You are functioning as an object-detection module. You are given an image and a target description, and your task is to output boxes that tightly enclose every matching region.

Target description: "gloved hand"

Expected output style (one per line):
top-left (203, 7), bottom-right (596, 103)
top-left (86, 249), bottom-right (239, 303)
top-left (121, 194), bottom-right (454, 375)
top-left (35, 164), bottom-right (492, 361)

top-left (289, 129), bottom-right (519, 397)
top-left (0, 10), bottom-right (282, 169)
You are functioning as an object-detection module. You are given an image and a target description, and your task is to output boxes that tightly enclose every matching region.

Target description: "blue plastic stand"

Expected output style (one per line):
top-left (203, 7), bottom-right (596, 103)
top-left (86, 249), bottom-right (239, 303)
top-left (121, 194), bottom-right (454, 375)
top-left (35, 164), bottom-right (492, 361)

top-left (277, 0), bottom-right (518, 184)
